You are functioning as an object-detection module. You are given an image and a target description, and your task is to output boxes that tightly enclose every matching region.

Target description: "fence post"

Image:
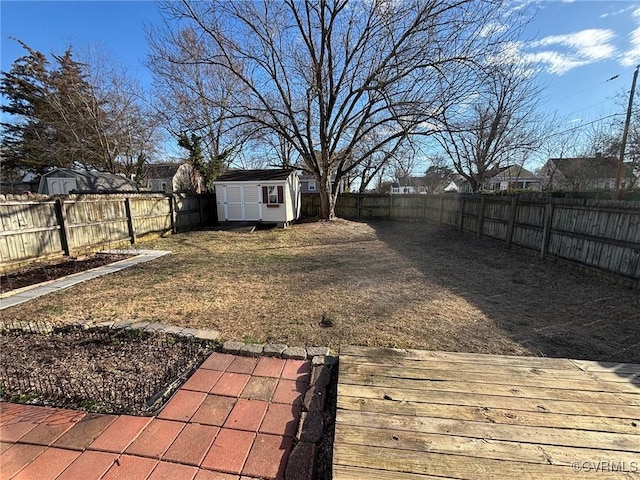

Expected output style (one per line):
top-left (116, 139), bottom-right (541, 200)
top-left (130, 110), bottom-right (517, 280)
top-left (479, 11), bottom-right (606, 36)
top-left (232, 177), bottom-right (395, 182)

top-left (477, 195), bottom-right (486, 239)
top-left (55, 199), bottom-right (71, 256)
top-left (198, 195), bottom-right (204, 226)
top-left (458, 196), bottom-right (465, 231)
top-left (124, 197), bottom-right (136, 244)
top-left (423, 195), bottom-right (428, 221)
top-left (388, 195), bottom-right (393, 220)
top-left (506, 195), bottom-right (518, 248)
top-left (540, 202), bottom-right (554, 259)
top-left (439, 196), bottom-right (444, 225)
top-left (169, 195), bottom-right (177, 234)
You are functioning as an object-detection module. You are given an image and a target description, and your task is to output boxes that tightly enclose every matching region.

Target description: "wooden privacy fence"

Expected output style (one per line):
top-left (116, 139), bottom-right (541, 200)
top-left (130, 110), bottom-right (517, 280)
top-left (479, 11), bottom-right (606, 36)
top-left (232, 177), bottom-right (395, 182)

top-left (302, 193), bottom-right (640, 284)
top-left (0, 193), bottom-right (216, 271)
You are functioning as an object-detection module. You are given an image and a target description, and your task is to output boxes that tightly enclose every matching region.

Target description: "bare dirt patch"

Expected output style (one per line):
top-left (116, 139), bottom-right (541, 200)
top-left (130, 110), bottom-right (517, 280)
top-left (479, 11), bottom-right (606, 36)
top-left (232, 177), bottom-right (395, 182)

top-left (0, 325), bottom-right (214, 414)
top-left (1, 253), bottom-right (131, 293)
top-left (3, 219), bottom-right (638, 363)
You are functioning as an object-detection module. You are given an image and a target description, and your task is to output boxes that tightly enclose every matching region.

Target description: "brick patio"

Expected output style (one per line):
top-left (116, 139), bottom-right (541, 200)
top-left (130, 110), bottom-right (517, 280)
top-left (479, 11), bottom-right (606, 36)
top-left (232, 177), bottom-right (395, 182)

top-left (0, 353), bottom-right (311, 480)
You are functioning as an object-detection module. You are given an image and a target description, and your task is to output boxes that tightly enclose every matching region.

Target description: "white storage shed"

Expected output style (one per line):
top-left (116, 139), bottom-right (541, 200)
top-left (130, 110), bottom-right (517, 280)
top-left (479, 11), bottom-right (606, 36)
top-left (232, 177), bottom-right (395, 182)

top-left (213, 169), bottom-right (301, 226)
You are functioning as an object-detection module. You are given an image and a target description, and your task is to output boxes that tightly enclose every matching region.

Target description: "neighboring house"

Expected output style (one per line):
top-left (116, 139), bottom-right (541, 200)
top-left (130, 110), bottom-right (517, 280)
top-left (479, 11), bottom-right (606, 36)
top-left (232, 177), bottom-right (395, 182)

top-left (443, 166), bottom-right (540, 193)
top-left (390, 176), bottom-right (429, 194)
top-left (213, 169), bottom-right (301, 226)
top-left (541, 155), bottom-right (633, 191)
top-left (482, 165), bottom-right (541, 192)
top-left (143, 163), bottom-right (202, 193)
top-left (299, 171), bottom-right (347, 194)
top-left (37, 168), bottom-right (138, 194)
top-left (0, 171), bottom-right (39, 194)
top-left (444, 176), bottom-right (472, 193)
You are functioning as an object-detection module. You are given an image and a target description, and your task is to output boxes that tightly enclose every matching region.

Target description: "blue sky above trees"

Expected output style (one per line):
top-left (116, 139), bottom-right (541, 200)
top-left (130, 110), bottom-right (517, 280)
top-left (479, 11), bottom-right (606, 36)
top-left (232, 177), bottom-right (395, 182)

top-left (1, 0), bottom-right (639, 170)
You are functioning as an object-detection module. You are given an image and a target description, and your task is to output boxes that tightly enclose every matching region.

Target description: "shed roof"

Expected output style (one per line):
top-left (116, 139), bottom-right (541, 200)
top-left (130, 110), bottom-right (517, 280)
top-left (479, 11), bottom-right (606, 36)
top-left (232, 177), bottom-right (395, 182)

top-left (214, 169), bottom-right (294, 182)
top-left (40, 168), bottom-right (138, 192)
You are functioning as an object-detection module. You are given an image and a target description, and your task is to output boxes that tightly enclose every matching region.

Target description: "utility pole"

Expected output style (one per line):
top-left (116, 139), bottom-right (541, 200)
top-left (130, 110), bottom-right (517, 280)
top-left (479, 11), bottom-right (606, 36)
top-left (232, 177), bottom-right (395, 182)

top-left (615, 64), bottom-right (639, 199)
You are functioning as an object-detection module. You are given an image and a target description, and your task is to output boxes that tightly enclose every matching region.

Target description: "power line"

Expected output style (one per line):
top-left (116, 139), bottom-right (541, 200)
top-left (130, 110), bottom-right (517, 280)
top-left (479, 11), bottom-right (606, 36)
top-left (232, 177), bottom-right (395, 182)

top-left (540, 112), bottom-right (624, 142)
top-left (551, 74), bottom-right (621, 105)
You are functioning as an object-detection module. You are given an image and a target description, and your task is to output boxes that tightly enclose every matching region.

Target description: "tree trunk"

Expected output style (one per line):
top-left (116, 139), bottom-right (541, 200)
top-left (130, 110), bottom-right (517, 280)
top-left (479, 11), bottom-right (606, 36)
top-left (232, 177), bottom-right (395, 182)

top-left (318, 174), bottom-right (336, 220)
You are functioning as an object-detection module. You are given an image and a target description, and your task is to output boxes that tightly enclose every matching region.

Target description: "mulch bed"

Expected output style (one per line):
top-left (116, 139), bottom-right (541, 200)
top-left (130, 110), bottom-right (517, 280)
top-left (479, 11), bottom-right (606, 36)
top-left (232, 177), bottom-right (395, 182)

top-left (1, 253), bottom-right (131, 293)
top-left (0, 326), bottom-right (215, 415)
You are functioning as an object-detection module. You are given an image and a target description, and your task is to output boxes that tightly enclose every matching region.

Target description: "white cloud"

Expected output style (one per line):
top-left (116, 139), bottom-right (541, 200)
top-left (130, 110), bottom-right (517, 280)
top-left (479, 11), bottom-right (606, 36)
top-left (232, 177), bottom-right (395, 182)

top-left (530, 29), bottom-right (616, 61)
top-left (600, 5), bottom-right (635, 18)
top-left (622, 26), bottom-right (640, 66)
top-left (620, 7), bottom-right (640, 66)
top-left (520, 29), bottom-right (617, 74)
top-left (521, 51), bottom-right (588, 75)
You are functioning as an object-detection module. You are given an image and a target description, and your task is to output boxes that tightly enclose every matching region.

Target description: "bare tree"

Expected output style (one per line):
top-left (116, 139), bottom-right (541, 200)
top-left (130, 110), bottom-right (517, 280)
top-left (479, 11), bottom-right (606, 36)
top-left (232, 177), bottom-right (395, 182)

top-left (153, 0), bottom-right (519, 219)
top-left (433, 61), bottom-right (543, 192)
top-left (147, 23), bottom-right (250, 174)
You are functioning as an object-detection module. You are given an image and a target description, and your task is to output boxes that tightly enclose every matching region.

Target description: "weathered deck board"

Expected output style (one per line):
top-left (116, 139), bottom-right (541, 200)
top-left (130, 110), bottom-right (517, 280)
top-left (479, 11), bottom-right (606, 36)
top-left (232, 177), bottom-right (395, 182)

top-left (340, 362), bottom-right (640, 392)
top-left (334, 347), bottom-right (640, 479)
top-left (339, 354), bottom-right (640, 383)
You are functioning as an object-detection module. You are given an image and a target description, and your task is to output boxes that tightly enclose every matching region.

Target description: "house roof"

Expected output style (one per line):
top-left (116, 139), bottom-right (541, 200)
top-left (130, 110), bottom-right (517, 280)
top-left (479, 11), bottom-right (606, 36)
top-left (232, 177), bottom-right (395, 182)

top-left (215, 169), bottom-right (294, 182)
top-left (145, 163), bottom-right (181, 179)
top-left (491, 165), bottom-right (537, 180)
top-left (397, 176), bottom-right (428, 187)
top-left (40, 168), bottom-right (138, 192)
top-left (549, 156), bottom-right (619, 180)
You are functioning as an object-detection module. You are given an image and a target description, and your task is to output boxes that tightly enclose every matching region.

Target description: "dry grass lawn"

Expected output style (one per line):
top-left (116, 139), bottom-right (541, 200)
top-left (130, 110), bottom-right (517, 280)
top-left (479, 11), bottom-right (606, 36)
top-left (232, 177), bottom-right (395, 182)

top-left (4, 219), bottom-right (639, 363)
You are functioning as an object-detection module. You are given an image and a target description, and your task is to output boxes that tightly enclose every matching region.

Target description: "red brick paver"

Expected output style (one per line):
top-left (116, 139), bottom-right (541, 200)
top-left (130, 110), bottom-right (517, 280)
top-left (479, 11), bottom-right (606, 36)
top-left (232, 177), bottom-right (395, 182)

top-left (88, 415), bottom-right (152, 453)
top-left (0, 443), bottom-right (46, 479)
top-left (200, 353), bottom-right (235, 371)
top-left (147, 461), bottom-right (199, 480)
top-left (240, 376), bottom-right (278, 401)
top-left (224, 399), bottom-right (268, 432)
top-left (191, 395), bottom-right (236, 426)
top-left (272, 379), bottom-right (307, 405)
top-left (226, 357), bottom-right (258, 374)
top-left (253, 357), bottom-right (286, 378)
top-left (52, 414), bottom-right (117, 451)
top-left (210, 373), bottom-right (251, 397)
top-left (55, 450), bottom-right (118, 480)
top-left (259, 403), bottom-right (301, 437)
top-left (101, 454), bottom-right (158, 480)
top-left (201, 428), bottom-right (255, 474)
top-left (125, 419), bottom-right (184, 459)
top-left (19, 409), bottom-right (85, 446)
top-left (195, 470), bottom-right (241, 480)
top-left (157, 390), bottom-right (207, 422)
top-left (281, 359), bottom-right (312, 382)
top-left (11, 446), bottom-right (80, 480)
top-left (162, 423), bottom-right (219, 466)
top-left (182, 369), bottom-right (223, 393)
top-left (242, 434), bottom-right (293, 480)
top-left (0, 352), bottom-right (311, 480)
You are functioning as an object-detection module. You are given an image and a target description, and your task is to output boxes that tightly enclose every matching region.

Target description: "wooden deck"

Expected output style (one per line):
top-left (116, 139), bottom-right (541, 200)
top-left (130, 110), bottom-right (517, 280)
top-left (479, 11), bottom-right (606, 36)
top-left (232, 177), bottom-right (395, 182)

top-left (334, 346), bottom-right (640, 479)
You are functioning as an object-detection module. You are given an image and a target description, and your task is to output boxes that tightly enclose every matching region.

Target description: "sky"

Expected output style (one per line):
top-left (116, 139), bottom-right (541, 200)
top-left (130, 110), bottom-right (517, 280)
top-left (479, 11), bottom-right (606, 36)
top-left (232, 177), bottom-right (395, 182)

top-left (1, 0), bottom-right (640, 167)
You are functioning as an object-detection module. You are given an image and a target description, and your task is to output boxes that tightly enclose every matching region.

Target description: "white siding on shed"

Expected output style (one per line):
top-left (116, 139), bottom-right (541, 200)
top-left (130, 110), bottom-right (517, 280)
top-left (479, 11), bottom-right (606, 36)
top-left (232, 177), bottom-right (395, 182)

top-left (213, 170), bottom-right (301, 225)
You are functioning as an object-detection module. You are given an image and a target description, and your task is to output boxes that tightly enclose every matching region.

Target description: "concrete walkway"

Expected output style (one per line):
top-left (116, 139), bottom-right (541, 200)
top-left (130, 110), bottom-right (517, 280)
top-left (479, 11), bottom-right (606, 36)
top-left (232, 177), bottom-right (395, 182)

top-left (0, 250), bottom-right (170, 311)
top-left (0, 352), bottom-right (310, 480)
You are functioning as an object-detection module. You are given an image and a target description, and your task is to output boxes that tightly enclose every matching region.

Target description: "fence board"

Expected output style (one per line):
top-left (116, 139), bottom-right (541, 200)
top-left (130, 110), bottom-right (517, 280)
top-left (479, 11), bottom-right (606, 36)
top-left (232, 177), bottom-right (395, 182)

top-left (1, 193), bottom-right (216, 270)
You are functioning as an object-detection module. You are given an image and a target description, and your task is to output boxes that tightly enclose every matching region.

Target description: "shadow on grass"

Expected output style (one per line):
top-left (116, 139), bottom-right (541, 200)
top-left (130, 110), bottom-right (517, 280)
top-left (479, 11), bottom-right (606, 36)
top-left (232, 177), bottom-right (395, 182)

top-left (367, 219), bottom-right (640, 367)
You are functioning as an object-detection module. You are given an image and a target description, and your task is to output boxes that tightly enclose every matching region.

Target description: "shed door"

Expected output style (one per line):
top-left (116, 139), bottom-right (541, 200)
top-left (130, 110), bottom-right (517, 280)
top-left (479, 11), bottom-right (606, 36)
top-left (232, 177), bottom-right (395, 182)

top-left (223, 185), bottom-right (261, 221)
top-left (242, 186), bottom-right (260, 221)
top-left (225, 185), bottom-right (243, 221)
top-left (47, 177), bottom-right (77, 195)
